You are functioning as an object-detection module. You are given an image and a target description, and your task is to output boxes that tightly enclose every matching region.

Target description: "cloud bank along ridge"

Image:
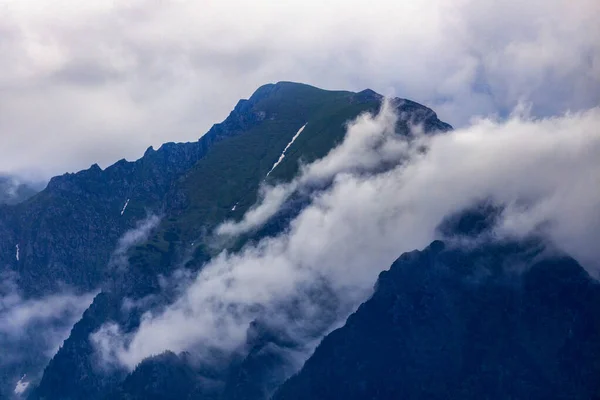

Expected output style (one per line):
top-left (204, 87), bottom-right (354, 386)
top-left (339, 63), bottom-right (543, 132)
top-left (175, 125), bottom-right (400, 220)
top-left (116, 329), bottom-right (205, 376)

top-left (92, 100), bottom-right (600, 372)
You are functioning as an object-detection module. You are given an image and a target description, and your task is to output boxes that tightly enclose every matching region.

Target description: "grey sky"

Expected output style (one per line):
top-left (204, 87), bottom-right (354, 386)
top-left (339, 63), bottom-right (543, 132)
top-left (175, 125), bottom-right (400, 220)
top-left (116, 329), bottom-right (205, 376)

top-left (1, 0), bottom-right (598, 178)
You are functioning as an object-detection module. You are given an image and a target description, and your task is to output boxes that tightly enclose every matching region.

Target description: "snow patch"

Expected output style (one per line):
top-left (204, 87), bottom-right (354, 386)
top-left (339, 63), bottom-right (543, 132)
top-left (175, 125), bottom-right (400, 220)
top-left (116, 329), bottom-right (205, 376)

top-left (15, 244), bottom-right (19, 261)
top-left (14, 375), bottom-right (29, 395)
top-left (120, 199), bottom-right (130, 215)
top-left (266, 124), bottom-right (307, 177)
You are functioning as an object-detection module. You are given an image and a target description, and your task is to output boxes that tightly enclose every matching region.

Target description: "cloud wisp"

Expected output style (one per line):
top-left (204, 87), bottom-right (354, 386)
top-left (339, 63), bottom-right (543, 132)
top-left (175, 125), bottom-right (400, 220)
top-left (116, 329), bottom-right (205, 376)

top-left (92, 101), bottom-right (600, 374)
top-left (109, 214), bottom-right (161, 271)
top-left (0, 273), bottom-right (95, 397)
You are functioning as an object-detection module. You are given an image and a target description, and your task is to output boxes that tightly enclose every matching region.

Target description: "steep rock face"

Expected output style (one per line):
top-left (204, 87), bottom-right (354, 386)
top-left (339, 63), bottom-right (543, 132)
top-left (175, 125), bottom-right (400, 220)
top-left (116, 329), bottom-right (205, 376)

top-left (274, 240), bottom-right (600, 400)
top-left (28, 83), bottom-right (452, 400)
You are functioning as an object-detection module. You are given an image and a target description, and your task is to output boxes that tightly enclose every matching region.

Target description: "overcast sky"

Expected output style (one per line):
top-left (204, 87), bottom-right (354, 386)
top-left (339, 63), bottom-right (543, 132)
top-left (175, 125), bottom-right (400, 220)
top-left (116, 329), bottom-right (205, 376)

top-left (1, 0), bottom-right (599, 178)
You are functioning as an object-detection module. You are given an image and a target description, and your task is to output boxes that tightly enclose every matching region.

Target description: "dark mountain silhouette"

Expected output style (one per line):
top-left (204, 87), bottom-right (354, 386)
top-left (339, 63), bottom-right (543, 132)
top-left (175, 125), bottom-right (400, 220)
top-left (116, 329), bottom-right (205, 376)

top-left (274, 239), bottom-right (600, 400)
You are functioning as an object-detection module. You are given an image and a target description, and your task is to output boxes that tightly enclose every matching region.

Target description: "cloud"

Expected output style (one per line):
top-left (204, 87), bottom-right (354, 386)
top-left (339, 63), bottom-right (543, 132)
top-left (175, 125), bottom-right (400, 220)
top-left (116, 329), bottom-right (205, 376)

top-left (0, 272), bottom-right (95, 397)
top-left (217, 184), bottom-right (296, 237)
top-left (109, 214), bottom-right (161, 270)
top-left (0, 292), bottom-right (93, 340)
top-left (0, 0), bottom-right (598, 177)
top-left (0, 174), bottom-right (45, 205)
top-left (0, 273), bottom-right (95, 351)
top-left (92, 101), bottom-right (600, 374)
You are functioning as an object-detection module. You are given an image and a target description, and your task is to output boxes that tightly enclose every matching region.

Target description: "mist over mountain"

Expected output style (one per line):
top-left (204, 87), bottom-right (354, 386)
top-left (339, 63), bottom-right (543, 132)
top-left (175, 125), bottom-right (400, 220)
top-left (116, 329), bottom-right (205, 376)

top-left (0, 82), bottom-right (598, 400)
top-left (0, 176), bottom-right (43, 206)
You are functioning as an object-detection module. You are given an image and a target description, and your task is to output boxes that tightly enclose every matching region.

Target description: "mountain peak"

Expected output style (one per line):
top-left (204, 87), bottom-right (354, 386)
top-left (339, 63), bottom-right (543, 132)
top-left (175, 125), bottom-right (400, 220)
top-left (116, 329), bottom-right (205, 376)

top-left (8, 81), bottom-right (456, 400)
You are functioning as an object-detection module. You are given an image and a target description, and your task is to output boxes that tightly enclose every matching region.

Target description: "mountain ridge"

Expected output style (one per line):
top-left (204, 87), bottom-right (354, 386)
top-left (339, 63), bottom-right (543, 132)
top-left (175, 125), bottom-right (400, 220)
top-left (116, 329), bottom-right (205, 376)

top-left (5, 81), bottom-right (596, 400)
top-left (17, 82), bottom-right (451, 400)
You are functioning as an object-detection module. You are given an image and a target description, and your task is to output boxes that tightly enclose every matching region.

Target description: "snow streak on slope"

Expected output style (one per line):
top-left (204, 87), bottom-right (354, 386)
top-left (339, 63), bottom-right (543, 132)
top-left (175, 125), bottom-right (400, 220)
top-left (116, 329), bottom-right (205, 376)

top-left (120, 199), bottom-right (130, 215)
top-left (15, 244), bottom-right (19, 261)
top-left (266, 124), bottom-right (307, 177)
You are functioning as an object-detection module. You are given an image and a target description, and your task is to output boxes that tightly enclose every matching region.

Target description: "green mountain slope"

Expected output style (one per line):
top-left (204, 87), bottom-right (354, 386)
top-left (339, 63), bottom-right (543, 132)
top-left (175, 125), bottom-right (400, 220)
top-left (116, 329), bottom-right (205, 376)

top-left (118, 82), bottom-right (450, 295)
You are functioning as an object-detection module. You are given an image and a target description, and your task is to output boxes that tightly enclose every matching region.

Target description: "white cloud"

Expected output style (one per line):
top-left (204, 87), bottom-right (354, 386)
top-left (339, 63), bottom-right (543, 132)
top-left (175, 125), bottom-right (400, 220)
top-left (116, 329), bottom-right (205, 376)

top-left (0, 291), bottom-right (93, 337)
top-left (217, 184), bottom-right (296, 237)
top-left (0, 274), bottom-right (94, 399)
top-left (109, 214), bottom-right (161, 270)
top-left (92, 101), bottom-right (600, 373)
top-left (0, 273), bottom-right (96, 367)
top-left (0, 0), bottom-right (598, 177)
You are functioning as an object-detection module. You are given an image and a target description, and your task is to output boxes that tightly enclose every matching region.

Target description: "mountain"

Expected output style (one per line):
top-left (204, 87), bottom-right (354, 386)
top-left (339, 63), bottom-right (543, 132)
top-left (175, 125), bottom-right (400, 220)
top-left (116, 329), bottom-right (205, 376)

top-left (7, 82), bottom-right (449, 400)
top-left (7, 81), bottom-right (596, 400)
top-left (273, 239), bottom-right (600, 399)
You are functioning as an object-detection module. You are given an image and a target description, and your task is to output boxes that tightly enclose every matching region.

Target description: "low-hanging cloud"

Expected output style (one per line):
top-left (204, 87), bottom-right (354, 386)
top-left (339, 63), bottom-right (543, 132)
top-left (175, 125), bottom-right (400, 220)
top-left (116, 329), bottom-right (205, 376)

top-left (109, 214), bottom-right (161, 270)
top-left (0, 273), bottom-right (95, 397)
top-left (0, 292), bottom-right (93, 341)
top-left (1, 0), bottom-right (598, 177)
top-left (217, 184), bottom-right (296, 238)
top-left (0, 175), bottom-right (44, 205)
top-left (92, 101), bottom-right (600, 375)
top-left (0, 214), bottom-right (159, 395)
